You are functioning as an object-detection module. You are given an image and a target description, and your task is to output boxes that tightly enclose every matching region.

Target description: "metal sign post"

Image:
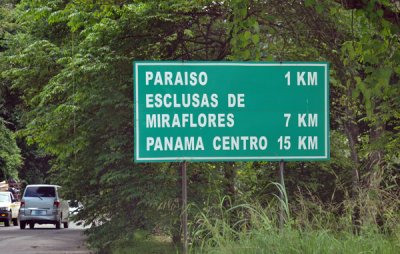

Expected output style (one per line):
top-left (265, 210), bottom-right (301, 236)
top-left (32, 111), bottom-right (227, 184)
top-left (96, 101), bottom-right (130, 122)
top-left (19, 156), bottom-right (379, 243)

top-left (279, 160), bottom-right (285, 230)
top-left (182, 161), bottom-right (188, 254)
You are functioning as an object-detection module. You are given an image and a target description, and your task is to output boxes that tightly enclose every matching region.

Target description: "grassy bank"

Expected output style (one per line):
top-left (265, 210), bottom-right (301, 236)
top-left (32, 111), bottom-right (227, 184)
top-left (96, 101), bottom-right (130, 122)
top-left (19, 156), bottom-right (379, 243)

top-left (111, 231), bottom-right (178, 254)
top-left (111, 226), bottom-right (399, 254)
top-left (111, 188), bottom-right (399, 254)
top-left (193, 227), bottom-right (399, 254)
top-left (189, 194), bottom-right (399, 254)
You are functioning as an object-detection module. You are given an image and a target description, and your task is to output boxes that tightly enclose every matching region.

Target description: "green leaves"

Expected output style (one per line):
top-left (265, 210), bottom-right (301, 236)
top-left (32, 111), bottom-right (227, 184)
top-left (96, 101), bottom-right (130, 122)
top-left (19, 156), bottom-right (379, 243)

top-left (229, 0), bottom-right (261, 61)
top-left (0, 118), bottom-right (22, 179)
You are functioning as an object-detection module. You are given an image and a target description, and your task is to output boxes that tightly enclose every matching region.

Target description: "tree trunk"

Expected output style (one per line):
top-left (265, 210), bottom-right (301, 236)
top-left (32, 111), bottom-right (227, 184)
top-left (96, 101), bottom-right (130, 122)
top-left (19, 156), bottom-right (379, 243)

top-left (343, 119), bottom-right (362, 233)
top-left (366, 125), bottom-right (384, 189)
top-left (365, 123), bottom-right (385, 228)
top-left (342, 88), bottom-right (362, 233)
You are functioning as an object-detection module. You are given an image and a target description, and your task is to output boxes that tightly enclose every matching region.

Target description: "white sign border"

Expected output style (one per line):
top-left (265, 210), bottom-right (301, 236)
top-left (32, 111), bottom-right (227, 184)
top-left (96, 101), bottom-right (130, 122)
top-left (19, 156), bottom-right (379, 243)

top-left (134, 62), bottom-right (329, 162)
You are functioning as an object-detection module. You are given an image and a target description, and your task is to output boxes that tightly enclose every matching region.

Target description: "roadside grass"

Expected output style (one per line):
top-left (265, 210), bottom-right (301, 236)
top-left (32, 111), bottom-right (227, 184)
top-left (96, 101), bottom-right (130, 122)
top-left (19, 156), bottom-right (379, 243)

top-left (110, 203), bottom-right (399, 254)
top-left (192, 226), bottom-right (399, 254)
top-left (189, 185), bottom-right (400, 254)
top-left (111, 184), bottom-right (399, 254)
top-left (112, 230), bottom-right (179, 254)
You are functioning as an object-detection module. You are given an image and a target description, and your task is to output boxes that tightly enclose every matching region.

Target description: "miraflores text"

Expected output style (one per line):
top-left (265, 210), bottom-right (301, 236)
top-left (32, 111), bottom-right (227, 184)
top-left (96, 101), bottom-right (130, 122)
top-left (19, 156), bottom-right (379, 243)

top-left (146, 113), bottom-right (235, 128)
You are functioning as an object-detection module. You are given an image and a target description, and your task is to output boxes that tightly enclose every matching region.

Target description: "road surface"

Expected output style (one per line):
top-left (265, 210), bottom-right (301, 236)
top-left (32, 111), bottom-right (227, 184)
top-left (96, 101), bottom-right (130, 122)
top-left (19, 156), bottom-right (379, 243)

top-left (0, 221), bottom-right (91, 254)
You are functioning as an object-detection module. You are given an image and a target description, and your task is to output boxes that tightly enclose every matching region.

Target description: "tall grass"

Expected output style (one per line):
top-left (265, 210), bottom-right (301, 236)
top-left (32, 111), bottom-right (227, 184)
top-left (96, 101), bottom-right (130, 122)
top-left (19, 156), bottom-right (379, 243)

top-left (110, 183), bottom-right (399, 253)
top-left (190, 183), bottom-right (400, 254)
top-left (198, 227), bottom-right (399, 254)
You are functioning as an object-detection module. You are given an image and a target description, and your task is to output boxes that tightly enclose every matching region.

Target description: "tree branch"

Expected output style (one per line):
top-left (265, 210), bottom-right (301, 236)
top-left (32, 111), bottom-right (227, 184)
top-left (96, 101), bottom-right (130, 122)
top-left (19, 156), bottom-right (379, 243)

top-left (336, 0), bottom-right (400, 26)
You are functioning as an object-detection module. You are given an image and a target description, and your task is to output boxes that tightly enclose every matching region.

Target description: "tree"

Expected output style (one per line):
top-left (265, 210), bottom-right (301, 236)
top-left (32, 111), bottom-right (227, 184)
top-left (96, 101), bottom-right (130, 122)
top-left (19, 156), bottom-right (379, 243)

top-left (0, 118), bottom-right (21, 180)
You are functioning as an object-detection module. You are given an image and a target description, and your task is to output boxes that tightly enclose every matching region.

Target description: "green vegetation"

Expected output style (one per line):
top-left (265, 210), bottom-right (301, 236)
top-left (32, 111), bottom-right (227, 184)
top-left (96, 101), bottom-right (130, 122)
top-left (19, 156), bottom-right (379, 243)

top-left (197, 227), bottom-right (399, 254)
top-left (112, 231), bottom-right (178, 254)
top-left (0, 118), bottom-right (21, 179)
top-left (190, 192), bottom-right (399, 253)
top-left (109, 190), bottom-right (399, 254)
top-left (0, 0), bottom-right (399, 253)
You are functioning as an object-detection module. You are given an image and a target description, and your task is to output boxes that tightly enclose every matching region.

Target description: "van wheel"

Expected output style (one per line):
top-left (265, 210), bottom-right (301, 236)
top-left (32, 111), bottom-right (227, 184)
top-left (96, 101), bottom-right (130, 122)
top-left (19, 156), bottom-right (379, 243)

top-left (55, 219), bottom-right (61, 229)
top-left (20, 222), bottom-right (26, 229)
top-left (29, 223), bottom-right (35, 229)
top-left (12, 218), bottom-right (18, 226)
top-left (4, 219), bottom-right (10, 227)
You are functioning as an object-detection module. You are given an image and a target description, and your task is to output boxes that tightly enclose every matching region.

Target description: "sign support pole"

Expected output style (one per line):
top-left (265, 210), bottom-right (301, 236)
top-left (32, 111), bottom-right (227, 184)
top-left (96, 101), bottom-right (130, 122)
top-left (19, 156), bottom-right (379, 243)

top-left (279, 160), bottom-right (285, 230)
top-left (182, 161), bottom-right (188, 254)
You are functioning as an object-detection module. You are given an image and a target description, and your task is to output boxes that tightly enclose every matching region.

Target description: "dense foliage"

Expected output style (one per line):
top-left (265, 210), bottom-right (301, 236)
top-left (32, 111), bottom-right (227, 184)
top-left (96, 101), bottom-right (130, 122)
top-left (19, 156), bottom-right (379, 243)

top-left (0, 117), bottom-right (21, 179)
top-left (0, 0), bottom-right (399, 252)
top-left (0, 0), bottom-right (21, 180)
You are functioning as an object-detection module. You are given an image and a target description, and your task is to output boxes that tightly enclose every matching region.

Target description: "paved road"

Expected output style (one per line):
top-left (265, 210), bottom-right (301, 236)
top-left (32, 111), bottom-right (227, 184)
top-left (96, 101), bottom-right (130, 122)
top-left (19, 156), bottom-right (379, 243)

top-left (0, 221), bottom-right (91, 254)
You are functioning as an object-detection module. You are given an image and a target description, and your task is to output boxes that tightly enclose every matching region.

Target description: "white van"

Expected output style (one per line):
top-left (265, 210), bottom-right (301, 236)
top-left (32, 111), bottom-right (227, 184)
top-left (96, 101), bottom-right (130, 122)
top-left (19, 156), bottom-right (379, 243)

top-left (19, 184), bottom-right (69, 229)
top-left (0, 191), bottom-right (20, 226)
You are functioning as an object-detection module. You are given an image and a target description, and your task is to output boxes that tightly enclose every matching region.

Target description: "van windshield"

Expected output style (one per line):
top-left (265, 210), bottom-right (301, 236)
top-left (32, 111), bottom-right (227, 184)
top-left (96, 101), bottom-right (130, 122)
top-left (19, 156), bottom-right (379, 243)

top-left (25, 187), bottom-right (56, 198)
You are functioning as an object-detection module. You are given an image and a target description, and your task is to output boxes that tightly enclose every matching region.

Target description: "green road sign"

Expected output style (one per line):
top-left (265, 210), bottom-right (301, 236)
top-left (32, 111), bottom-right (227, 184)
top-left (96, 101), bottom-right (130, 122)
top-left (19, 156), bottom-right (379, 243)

top-left (134, 62), bottom-right (329, 162)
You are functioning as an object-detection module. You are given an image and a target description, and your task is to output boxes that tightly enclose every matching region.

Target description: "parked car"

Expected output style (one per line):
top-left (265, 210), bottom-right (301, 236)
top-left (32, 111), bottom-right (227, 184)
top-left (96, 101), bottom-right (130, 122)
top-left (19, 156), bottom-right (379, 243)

top-left (0, 191), bottom-right (20, 226)
top-left (19, 184), bottom-right (69, 229)
top-left (68, 200), bottom-right (83, 216)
